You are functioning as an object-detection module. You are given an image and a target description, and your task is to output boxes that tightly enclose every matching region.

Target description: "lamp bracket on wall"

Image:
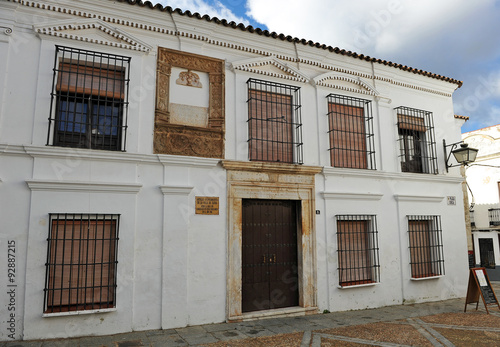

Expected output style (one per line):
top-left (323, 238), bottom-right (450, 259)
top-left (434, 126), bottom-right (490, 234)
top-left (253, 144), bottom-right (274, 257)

top-left (443, 139), bottom-right (478, 173)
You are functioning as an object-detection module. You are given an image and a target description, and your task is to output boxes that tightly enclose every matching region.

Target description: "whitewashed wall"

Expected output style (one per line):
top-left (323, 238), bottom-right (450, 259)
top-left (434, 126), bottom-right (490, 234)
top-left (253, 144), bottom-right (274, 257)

top-left (0, 0), bottom-right (469, 341)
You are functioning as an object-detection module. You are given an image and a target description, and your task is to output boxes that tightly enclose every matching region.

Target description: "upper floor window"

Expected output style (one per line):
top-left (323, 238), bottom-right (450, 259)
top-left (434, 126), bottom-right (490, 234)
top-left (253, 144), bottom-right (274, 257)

top-left (327, 94), bottom-right (375, 169)
top-left (336, 215), bottom-right (380, 287)
top-left (395, 107), bottom-right (438, 174)
top-left (44, 214), bottom-right (120, 313)
top-left (47, 46), bottom-right (130, 151)
top-left (407, 215), bottom-right (444, 279)
top-left (247, 78), bottom-right (303, 164)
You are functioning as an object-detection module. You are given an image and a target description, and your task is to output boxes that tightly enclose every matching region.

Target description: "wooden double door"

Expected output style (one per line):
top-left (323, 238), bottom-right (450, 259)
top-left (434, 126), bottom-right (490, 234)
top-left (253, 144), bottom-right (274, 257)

top-left (242, 199), bottom-right (299, 312)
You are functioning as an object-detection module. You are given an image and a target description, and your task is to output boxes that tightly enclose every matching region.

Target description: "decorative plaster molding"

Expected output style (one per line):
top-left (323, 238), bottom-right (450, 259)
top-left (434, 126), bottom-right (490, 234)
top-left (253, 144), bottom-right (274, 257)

top-left (155, 47), bottom-right (225, 158)
top-left (221, 160), bottom-right (322, 175)
top-left (393, 194), bottom-right (444, 203)
top-left (11, 0), bottom-right (452, 96)
top-left (322, 192), bottom-right (383, 201)
top-left (0, 144), bottom-right (219, 168)
top-left (34, 19), bottom-right (152, 52)
top-left (313, 72), bottom-right (379, 96)
top-left (159, 185), bottom-right (193, 196)
top-left (322, 167), bottom-right (464, 184)
top-left (26, 179), bottom-right (142, 193)
top-left (232, 56), bottom-right (310, 83)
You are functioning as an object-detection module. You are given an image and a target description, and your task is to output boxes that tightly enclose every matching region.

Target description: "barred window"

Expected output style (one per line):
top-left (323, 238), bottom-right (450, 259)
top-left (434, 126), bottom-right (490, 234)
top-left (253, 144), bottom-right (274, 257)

top-left (396, 107), bottom-right (437, 174)
top-left (44, 214), bottom-right (120, 313)
top-left (489, 208), bottom-right (500, 226)
top-left (47, 46), bottom-right (130, 151)
top-left (407, 215), bottom-right (444, 279)
top-left (327, 94), bottom-right (375, 169)
top-left (336, 215), bottom-right (380, 287)
top-left (247, 78), bottom-right (303, 164)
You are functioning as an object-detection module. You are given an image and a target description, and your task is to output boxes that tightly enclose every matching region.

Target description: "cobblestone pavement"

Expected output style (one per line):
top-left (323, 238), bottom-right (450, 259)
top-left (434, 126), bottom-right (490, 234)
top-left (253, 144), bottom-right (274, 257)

top-left (2, 283), bottom-right (500, 346)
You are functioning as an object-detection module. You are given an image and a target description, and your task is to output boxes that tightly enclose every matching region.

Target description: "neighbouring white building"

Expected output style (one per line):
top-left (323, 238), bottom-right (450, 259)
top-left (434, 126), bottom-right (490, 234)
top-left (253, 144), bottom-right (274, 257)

top-left (0, 0), bottom-right (470, 341)
top-left (463, 125), bottom-right (500, 280)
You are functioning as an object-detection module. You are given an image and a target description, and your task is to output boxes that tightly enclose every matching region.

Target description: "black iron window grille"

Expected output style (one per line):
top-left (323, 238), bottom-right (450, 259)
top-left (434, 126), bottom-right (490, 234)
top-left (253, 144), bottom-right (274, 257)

top-left (327, 94), bottom-right (376, 169)
top-left (489, 208), bottom-right (500, 226)
top-left (44, 213), bottom-right (120, 314)
top-left (395, 106), bottom-right (438, 174)
top-left (407, 215), bottom-right (444, 279)
top-left (336, 215), bottom-right (380, 287)
top-left (247, 78), bottom-right (303, 164)
top-left (47, 46), bottom-right (130, 151)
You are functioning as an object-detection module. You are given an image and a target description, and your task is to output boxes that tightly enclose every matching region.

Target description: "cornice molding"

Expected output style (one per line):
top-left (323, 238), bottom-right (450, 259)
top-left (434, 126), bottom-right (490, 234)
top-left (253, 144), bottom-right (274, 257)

top-left (34, 18), bottom-right (152, 52)
top-left (159, 185), bottom-right (193, 196)
top-left (10, 0), bottom-right (452, 96)
top-left (0, 144), bottom-right (219, 168)
top-left (322, 167), bottom-right (464, 184)
top-left (221, 160), bottom-right (322, 175)
top-left (314, 72), bottom-right (379, 96)
top-left (26, 179), bottom-right (142, 193)
top-left (322, 192), bottom-right (383, 200)
top-left (232, 56), bottom-right (309, 83)
top-left (393, 194), bottom-right (444, 203)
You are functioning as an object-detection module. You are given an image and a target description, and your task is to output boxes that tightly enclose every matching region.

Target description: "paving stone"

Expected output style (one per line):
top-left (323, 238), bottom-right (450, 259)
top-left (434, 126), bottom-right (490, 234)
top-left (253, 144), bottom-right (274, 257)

top-left (211, 329), bottom-right (249, 341)
top-left (78, 335), bottom-right (117, 347)
top-left (4, 342), bottom-right (43, 347)
top-left (266, 324), bottom-right (303, 334)
top-left (145, 329), bottom-right (177, 337)
top-left (242, 328), bottom-right (275, 337)
top-left (112, 332), bottom-right (148, 342)
top-left (40, 340), bottom-right (75, 347)
top-left (200, 323), bottom-right (236, 333)
top-left (175, 326), bottom-right (208, 338)
top-left (180, 334), bottom-right (218, 345)
top-left (148, 334), bottom-right (187, 347)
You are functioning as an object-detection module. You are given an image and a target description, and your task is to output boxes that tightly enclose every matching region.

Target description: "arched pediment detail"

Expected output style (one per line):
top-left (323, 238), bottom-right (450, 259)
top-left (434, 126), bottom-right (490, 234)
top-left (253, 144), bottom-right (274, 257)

top-left (34, 19), bottom-right (152, 53)
top-left (313, 72), bottom-right (379, 96)
top-left (231, 56), bottom-right (309, 83)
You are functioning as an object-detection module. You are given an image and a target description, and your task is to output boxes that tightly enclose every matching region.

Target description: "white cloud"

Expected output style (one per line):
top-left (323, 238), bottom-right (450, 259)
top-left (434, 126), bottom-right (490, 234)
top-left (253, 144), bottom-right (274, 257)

top-left (156, 0), bottom-right (248, 24)
top-left (245, 0), bottom-right (495, 57)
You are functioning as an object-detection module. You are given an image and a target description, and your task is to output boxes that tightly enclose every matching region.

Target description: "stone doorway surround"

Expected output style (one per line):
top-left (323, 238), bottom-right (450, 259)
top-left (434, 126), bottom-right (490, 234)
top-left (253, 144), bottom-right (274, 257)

top-left (221, 160), bottom-right (322, 321)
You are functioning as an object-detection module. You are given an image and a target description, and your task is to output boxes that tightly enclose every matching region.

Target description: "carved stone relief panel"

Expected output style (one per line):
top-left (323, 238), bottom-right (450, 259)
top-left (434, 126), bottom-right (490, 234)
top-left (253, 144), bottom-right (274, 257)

top-left (155, 47), bottom-right (225, 158)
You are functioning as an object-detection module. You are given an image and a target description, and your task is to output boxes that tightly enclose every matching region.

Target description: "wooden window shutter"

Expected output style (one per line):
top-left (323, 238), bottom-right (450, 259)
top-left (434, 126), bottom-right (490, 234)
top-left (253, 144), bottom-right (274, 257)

top-left (408, 220), bottom-right (432, 278)
top-left (328, 103), bottom-right (367, 169)
top-left (248, 89), bottom-right (293, 163)
top-left (56, 62), bottom-right (125, 99)
top-left (397, 114), bottom-right (426, 132)
top-left (47, 219), bottom-right (116, 311)
top-left (338, 220), bottom-right (371, 284)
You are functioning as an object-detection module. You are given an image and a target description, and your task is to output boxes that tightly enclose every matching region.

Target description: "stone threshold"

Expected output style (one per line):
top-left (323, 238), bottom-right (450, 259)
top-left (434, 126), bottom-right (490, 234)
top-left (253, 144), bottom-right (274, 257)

top-left (228, 306), bottom-right (319, 322)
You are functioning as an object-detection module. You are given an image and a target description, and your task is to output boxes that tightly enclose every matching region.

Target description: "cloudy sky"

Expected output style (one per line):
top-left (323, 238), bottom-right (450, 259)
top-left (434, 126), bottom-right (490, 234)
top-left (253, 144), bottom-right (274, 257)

top-left (156, 0), bottom-right (500, 133)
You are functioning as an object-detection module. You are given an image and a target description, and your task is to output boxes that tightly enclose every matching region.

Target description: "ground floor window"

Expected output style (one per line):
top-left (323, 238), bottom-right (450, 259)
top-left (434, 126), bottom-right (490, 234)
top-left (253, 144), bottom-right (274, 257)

top-left (407, 215), bottom-right (444, 278)
top-left (336, 215), bottom-right (380, 287)
top-left (44, 214), bottom-right (120, 313)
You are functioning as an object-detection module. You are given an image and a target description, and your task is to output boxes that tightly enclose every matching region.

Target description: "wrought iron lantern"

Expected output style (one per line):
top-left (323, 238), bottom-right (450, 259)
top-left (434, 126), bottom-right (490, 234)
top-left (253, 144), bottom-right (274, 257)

top-left (443, 140), bottom-right (478, 172)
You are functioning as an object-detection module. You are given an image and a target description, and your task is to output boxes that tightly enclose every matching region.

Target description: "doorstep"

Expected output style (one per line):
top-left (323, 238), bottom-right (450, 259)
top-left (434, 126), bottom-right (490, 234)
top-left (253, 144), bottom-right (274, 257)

top-left (228, 306), bottom-right (318, 322)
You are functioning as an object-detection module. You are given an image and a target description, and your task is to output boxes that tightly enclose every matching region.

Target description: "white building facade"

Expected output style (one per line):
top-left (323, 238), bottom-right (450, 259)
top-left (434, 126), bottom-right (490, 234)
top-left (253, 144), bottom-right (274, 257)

top-left (463, 125), bottom-right (500, 279)
top-left (0, 0), bottom-right (469, 341)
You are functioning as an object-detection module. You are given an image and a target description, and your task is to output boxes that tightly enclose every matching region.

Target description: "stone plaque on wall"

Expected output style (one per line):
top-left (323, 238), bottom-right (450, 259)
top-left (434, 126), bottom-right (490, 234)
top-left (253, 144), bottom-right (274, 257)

top-left (154, 47), bottom-right (225, 159)
top-left (195, 196), bottom-right (219, 215)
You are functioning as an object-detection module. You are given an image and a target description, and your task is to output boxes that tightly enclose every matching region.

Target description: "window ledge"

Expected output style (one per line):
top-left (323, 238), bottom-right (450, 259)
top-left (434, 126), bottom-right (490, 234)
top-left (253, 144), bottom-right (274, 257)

top-left (410, 275), bottom-right (443, 281)
top-left (338, 282), bottom-right (379, 289)
top-left (42, 307), bottom-right (116, 318)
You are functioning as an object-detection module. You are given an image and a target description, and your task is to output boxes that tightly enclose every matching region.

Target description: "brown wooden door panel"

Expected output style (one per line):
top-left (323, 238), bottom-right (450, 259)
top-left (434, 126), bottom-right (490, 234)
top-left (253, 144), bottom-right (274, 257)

top-left (242, 199), bottom-right (299, 312)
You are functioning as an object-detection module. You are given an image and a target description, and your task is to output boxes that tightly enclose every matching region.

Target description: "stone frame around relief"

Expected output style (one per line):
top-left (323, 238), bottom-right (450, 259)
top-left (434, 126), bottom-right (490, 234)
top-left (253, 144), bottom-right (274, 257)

top-left (154, 47), bottom-right (225, 158)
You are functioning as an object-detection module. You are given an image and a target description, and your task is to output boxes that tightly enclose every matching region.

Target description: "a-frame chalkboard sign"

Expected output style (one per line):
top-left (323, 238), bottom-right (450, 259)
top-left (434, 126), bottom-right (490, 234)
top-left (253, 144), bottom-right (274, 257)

top-left (464, 267), bottom-right (500, 313)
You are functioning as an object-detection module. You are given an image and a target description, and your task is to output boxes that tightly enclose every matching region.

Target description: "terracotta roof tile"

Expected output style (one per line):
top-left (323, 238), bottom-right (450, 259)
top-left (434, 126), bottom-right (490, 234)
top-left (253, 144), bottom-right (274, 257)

top-left (454, 114), bottom-right (469, 121)
top-left (116, 0), bottom-right (463, 87)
